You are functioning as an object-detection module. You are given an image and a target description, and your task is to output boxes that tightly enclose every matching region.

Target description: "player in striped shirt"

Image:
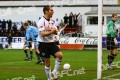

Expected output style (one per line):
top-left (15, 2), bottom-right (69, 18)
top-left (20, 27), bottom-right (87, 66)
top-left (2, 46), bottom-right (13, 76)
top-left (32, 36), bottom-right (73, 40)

top-left (37, 6), bottom-right (62, 80)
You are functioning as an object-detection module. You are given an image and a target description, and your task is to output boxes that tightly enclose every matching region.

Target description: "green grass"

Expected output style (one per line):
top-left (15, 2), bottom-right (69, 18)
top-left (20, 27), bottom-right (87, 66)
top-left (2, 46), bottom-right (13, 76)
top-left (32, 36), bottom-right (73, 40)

top-left (0, 49), bottom-right (120, 80)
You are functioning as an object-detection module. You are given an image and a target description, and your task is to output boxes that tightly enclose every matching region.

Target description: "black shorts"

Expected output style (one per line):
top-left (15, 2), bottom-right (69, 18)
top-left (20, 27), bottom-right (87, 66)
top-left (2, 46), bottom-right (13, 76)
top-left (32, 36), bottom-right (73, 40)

top-left (39, 42), bottom-right (60, 58)
top-left (106, 36), bottom-right (117, 50)
top-left (54, 41), bottom-right (60, 45)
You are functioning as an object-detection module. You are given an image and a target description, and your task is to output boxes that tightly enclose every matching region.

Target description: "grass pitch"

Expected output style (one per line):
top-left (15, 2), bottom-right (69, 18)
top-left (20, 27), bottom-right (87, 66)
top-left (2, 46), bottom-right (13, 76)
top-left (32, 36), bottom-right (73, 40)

top-left (0, 49), bottom-right (120, 80)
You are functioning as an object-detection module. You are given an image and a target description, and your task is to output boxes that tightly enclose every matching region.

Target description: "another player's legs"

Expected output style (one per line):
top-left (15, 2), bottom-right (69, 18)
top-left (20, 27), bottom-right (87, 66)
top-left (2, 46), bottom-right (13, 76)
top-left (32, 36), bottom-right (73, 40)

top-left (107, 37), bottom-right (118, 70)
top-left (35, 48), bottom-right (41, 64)
top-left (28, 42), bottom-right (33, 60)
top-left (108, 49), bottom-right (118, 70)
top-left (35, 46), bottom-right (42, 64)
top-left (8, 42), bottom-right (12, 49)
top-left (29, 47), bottom-right (33, 60)
top-left (23, 46), bottom-right (29, 60)
top-left (35, 42), bottom-right (45, 64)
top-left (38, 52), bottom-right (45, 65)
top-left (108, 50), bottom-right (114, 70)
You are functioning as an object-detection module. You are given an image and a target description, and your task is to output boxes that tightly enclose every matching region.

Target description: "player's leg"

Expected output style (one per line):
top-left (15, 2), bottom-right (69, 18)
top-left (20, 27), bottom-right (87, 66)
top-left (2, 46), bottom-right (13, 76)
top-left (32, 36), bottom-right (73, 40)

top-left (109, 47), bottom-right (119, 69)
top-left (35, 41), bottom-right (45, 64)
top-left (23, 45), bottom-right (29, 60)
top-left (8, 41), bottom-right (10, 49)
top-left (108, 49), bottom-right (118, 70)
top-left (52, 43), bottom-right (62, 79)
top-left (10, 42), bottom-right (12, 49)
top-left (107, 37), bottom-right (118, 70)
top-left (29, 42), bottom-right (33, 60)
top-left (107, 37), bottom-right (115, 69)
top-left (34, 46), bottom-right (41, 64)
top-left (29, 47), bottom-right (33, 60)
top-left (107, 50), bottom-right (114, 69)
top-left (45, 58), bottom-right (52, 80)
top-left (39, 42), bottom-right (52, 80)
top-left (107, 36), bottom-right (113, 69)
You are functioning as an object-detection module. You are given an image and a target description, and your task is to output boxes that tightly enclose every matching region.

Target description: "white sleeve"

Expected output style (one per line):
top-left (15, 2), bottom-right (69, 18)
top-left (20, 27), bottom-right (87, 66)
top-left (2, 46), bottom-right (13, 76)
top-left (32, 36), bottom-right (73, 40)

top-left (37, 19), bottom-right (45, 31)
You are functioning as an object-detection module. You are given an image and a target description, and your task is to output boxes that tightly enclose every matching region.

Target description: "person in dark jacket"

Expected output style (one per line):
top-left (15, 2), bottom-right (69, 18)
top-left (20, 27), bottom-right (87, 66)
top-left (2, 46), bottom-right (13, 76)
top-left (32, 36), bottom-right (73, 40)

top-left (69, 12), bottom-right (74, 28)
top-left (12, 22), bottom-right (17, 36)
top-left (2, 19), bottom-right (6, 36)
top-left (74, 13), bottom-right (80, 26)
top-left (63, 13), bottom-right (68, 24)
top-left (7, 33), bottom-right (13, 49)
top-left (8, 19), bottom-right (12, 33)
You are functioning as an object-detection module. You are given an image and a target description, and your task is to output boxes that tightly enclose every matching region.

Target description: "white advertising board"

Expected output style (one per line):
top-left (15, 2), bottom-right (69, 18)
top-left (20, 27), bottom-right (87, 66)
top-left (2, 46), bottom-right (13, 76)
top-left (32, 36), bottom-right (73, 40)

top-left (0, 37), bottom-right (98, 49)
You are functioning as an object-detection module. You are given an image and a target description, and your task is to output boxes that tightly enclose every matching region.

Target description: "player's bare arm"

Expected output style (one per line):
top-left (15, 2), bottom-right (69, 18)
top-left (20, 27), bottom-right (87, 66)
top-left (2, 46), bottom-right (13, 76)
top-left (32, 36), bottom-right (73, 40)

top-left (60, 23), bottom-right (68, 31)
top-left (40, 29), bottom-right (58, 37)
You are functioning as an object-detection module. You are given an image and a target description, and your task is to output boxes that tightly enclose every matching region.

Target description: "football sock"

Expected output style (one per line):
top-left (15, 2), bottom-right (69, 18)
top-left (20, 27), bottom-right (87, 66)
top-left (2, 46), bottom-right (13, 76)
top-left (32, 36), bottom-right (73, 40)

top-left (52, 58), bottom-right (62, 73)
top-left (24, 50), bottom-right (28, 58)
top-left (30, 51), bottom-right (33, 59)
top-left (45, 66), bottom-right (51, 80)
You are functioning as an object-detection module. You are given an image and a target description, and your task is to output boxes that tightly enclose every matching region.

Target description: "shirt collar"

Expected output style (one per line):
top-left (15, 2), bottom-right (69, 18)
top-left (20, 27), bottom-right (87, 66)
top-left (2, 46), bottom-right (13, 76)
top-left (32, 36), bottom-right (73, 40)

top-left (43, 16), bottom-right (50, 21)
top-left (112, 20), bottom-right (115, 23)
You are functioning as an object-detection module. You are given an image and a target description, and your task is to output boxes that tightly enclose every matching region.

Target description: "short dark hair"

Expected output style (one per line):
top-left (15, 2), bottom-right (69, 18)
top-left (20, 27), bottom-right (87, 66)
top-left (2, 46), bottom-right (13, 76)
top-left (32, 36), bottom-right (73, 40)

top-left (112, 13), bottom-right (117, 18)
top-left (27, 20), bottom-right (31, 25)
top-left (43, 6), bottom-right (51, 14)
top-left (23, 22), bottom-right (28, 27)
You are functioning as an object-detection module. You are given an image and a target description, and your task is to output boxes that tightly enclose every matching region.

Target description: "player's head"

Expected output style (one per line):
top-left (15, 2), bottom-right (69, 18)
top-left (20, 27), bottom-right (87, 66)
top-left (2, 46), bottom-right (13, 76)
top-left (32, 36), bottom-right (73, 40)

top-left (112, 13), bottom-right (118, 22)
top-left (23, 22), bottom-right (29, 29)
top-left (27, 20), bottom-right (32, 25)
top-left (43, 6), bottom-right (54, 18)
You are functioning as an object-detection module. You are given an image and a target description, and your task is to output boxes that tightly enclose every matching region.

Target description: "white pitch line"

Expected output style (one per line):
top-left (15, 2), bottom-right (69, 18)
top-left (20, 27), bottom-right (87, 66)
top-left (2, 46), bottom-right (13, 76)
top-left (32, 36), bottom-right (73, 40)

top-left (0, 61), bottom-right (35, 65)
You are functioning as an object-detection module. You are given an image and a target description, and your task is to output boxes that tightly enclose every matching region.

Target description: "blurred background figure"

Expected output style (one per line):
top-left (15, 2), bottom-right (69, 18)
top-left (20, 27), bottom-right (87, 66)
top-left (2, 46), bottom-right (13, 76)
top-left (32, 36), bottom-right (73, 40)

top-left (63, 13), bottom-right (68, 24)
top-left (69, 12), bottom-right (74, 28)
top-left (12, 22), bottom-right (17, 36)
top-left (7, 33), bottom-right (13, 49)
top-left (55, 18), bottom-right (60, 28)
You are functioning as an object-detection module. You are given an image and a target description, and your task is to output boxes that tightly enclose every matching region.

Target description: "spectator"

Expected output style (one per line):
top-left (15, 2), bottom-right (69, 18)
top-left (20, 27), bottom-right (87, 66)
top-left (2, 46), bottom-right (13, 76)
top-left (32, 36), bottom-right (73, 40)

top-left (7, 33), bottom-right (13, 49)
top-left (74, 13), bottom-right (80, 26)
top-left (60, 19), bottom-right (65, 35)
top-left (2, 19), bottom-right (6, 36)
top-left (60, 19), bottom-right (64, 27)
top-left (19, 24), bottom-right (25, 37)
top-left (0, 20), bottom-right (2, 29)
top-left (0, 20), bottom-right (2, 36)
top-left (12, 22), bottom-right (17, 36)
top-left (69, 12), bottom-right (74, 28)
top-left (63, 13), bottom-right (68, 24)
top-left (7, 19), bottom-right (12, 33)
top-left (55, 18), bottom-right (60, 28)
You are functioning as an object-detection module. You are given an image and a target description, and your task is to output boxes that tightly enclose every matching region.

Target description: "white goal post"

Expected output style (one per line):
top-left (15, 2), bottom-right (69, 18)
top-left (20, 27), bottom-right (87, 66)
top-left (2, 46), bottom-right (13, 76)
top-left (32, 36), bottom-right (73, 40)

top-left (97, 0), bottom-right (103, 79)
